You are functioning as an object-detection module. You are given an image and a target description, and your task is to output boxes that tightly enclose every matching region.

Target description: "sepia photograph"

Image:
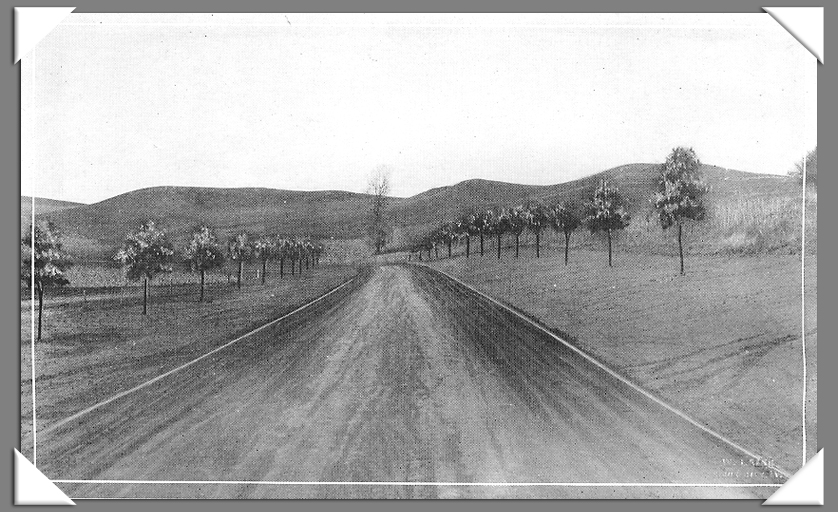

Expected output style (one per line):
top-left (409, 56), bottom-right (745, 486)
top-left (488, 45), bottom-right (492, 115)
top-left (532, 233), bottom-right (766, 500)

top-left (20, 12), bottom-right (816, 500)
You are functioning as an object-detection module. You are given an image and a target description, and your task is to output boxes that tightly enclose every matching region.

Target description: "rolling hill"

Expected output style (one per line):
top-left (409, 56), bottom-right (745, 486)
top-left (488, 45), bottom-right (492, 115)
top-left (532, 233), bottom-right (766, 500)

top-left (20, 196), bottom-right (85, 233)
top-left (30, 163), bottom-right (800, 259)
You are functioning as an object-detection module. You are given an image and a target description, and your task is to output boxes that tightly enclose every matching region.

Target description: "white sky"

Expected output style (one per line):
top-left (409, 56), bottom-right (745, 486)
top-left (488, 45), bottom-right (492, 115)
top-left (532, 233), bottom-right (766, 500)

top-left (22, 13), bottom-right (816, 204)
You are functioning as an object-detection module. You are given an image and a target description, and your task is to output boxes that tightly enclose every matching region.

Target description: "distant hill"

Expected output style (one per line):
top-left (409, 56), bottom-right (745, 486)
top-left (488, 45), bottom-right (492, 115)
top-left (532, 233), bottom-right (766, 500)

top-left (389, 163), bottom-right (796, 241)
top-left (31, 164), bottom-right (798, 258)
top-left (34, 187), bottom-right (382, 258)
top-left (20, 196), bottom-right (85, 233)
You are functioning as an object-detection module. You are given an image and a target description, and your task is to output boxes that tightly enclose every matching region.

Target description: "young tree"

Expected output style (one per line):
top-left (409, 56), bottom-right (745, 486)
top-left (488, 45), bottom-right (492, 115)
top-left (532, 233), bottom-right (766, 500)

top-left (654, 147), bottom-right (708, 275)
top-left (456, 214), bottom-right (475, 258)
top-left (367, 165), bottom-right (391, 254)
top-left (300, 240), bottom-right (310, 273)
top-left (253, 235), bottom-right (277, 284)
top-left (275, 238), bottom-right (287, 278)
top-left (115, 221), bottom-right (175, 314)
top-left (524, 204), bottom-right (551, 258)
top-left (21, 221), bottom-right (71, 340)
top-left (227, 232), bottom-right (253, 289)
top-left (488, 210), bottom-right (507, 259)
top-left (303, 239), bottom-right (314, 270)
top-left (312, 242), bottom-right (324, 266)
top-left (183, 226), bottom-right (224, 302)
top-left (440, 222), bottom-right (457, 258)
top-left (474, 212), bottom-right (491, 257)
top-left (585, 180), bottom-right (630, 267)
top-left (551, 203), bottom-right (581, 265)
top-left (287, 240), bottom-right (297, 276)
top-left (421, 233), bottom-right (433, 260)
top-left (291, 240), bottom-right (306, 275)
top-left (505, 206), bottom-right (528, 258)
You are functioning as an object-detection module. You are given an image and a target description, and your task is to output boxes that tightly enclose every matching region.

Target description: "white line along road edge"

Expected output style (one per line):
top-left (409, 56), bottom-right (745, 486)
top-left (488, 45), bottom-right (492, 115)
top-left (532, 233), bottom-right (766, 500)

top-left (412, 263), bottom-right (793, 481)
top-left (38, 277), bottom-right (355, 437)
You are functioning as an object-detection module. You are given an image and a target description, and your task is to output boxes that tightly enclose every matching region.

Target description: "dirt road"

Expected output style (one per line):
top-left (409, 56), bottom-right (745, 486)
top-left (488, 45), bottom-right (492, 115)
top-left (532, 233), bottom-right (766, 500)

top-left (40, 265), bottom-right (784, 499)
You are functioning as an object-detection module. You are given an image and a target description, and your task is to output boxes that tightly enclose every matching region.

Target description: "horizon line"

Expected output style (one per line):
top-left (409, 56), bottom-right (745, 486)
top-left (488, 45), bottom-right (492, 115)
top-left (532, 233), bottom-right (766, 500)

top-left (21, 162), bottom-right (787, 206)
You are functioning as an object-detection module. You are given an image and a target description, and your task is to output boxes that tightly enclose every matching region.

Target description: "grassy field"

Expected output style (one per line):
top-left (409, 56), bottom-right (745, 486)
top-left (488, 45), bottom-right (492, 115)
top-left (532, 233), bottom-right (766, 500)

top-left (426, 247), bottom-right (816, 475)
top-left (20, 263), bottom-right (361, 461)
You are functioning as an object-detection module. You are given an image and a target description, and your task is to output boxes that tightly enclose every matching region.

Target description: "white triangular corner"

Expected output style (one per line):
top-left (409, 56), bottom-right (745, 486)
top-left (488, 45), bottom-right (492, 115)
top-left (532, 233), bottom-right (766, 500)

top-left (764, 7), bottom-right (824, 64)
top-left (764, 449), bottom-right (823, 506)
top-left (14, 7), bottom-right (76, 64)
top-left (14, 449), bottom-right (75, 505)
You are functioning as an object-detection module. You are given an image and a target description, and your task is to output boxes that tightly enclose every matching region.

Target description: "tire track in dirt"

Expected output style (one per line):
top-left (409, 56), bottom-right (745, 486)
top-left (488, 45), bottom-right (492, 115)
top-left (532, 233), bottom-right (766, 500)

top-left (43, 265), bottom-right (784, 499)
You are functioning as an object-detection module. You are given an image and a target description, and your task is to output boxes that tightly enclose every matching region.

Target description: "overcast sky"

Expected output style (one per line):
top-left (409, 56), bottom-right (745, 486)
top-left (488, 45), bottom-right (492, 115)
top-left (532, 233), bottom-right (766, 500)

top-left (22, 13), bottom-right (816, 204)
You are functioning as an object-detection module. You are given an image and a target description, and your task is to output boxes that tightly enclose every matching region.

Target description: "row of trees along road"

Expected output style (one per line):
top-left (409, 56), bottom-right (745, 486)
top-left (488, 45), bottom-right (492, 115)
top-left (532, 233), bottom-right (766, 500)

top-left (412, 147), bottom-right (708, 273)
top-left (115, 223), bottom-right (326, 314)
top-left (21, 220), bottom-right (325, 340)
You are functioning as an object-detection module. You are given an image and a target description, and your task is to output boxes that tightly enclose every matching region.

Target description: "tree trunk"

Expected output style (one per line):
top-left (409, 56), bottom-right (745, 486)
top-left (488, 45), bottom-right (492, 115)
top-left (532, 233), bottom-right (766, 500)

top-left (497, 234), bottom-right (502, 259)
top-left (237, 261), bottom-right (242, 289)
top-left (608, 229), bottom-right (613, 267)
top-left (305, 257), bottom-right (309, 270)
top-left (200, 269), bottom-right (205, 302)
top-left (300, 257), bottom-right (303, 274)
top-left (466, 237), bottom-right (470, 258)
top-left (678, 222), bottom-right (685, 275)
top-left (536, 232), bottom-right (540, 258)
top-left (37, 286), bottom-right (43, 341)
top-left (515, 234), bottom-right (520, 258)
top-left (143, 277), bottom-right (148, 315)
top-left (480, 234), bottom-right (484, 256)
top-left (291, 258), bottom-right (295, 275)
top-left (262, 259), bottom-right (267, 284)
top-left (448, 240), bottom-right (452, 258)
top-left (408, 253), bottom-right (411, 262)
top-left (564, 232), bottom-right (570, 266)
top-left (280, 257), bottom-right (284, 278)
top-left (418, 251), bottom-right (422, 261)
top-left (427, 247), bottom-right (431, 259)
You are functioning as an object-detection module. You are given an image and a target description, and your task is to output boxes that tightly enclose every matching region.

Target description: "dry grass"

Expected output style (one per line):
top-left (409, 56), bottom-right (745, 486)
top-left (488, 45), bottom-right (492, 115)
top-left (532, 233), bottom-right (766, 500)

top-left (427, 247), bottom-right (816, 474)
top-left (711, 187), bottom-right (816, 255)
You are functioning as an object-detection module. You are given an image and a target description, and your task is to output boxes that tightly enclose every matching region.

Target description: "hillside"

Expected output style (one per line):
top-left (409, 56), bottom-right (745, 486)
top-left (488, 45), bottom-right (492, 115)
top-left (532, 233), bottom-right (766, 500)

top-left (31, 164), bottom-right (801, 259)
top-left (390, 164), bottom-right (799, 245)
top-left (35, 187), bottom-right (388, 258)
top-left (20, 196), bottom-right (85, 233)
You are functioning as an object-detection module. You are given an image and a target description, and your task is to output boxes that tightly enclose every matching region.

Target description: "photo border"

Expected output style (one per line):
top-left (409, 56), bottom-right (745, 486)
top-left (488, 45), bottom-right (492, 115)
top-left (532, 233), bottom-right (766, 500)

top-left (3, 1), bottom-right (826, 511)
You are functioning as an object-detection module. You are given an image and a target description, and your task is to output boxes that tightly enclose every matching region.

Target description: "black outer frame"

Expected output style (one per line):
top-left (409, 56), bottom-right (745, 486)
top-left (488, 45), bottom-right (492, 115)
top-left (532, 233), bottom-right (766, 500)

top-left (0, 1), bottom-right (827, 511)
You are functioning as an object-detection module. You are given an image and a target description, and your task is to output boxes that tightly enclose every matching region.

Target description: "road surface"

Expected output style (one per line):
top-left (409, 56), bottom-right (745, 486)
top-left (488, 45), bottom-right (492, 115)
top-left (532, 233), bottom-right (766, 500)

top-left (38, 265), bottom-right (783, 499)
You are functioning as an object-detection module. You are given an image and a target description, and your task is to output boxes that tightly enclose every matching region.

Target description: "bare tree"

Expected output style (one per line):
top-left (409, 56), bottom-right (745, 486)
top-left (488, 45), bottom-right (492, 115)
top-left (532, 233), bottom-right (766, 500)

top-left (367, 165), bottom-right (391, 255)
